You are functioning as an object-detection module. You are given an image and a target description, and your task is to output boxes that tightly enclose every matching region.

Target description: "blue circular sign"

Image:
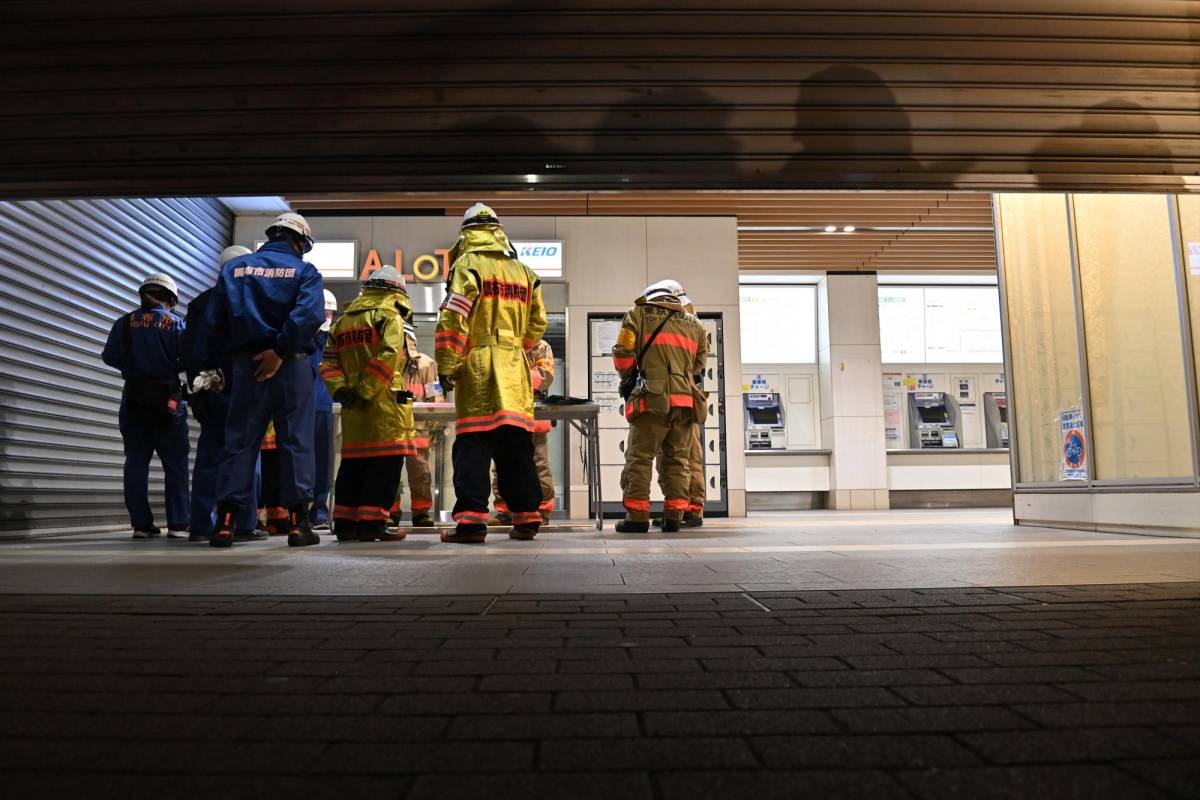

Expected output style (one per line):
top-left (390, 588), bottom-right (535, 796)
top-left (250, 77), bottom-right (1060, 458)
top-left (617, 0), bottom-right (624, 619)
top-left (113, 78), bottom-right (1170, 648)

top-left (1063, 430), bottom-right (1086, 469)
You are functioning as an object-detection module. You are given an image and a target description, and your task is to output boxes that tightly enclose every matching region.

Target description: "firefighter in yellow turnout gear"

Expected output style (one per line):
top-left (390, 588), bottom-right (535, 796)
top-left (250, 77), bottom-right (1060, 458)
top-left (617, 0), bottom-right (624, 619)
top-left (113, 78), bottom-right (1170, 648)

top-left (321, 266), bottom-right (417, 543)
top-left (492, 338), bottom-right (556, 524)
top-left (612, 280), bottom-right (708, 533)
top-left (389, 323), bottom-right (442, 527)
top-left (435, 203), bottom-right (548, 543)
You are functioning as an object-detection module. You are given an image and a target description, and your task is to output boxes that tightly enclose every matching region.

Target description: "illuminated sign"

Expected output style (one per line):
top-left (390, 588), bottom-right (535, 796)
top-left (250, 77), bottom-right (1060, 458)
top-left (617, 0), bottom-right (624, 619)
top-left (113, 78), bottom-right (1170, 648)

top-left (357, 240), bottom-right (563, 282)
top-left (254, 240), bottom-right (358, 279)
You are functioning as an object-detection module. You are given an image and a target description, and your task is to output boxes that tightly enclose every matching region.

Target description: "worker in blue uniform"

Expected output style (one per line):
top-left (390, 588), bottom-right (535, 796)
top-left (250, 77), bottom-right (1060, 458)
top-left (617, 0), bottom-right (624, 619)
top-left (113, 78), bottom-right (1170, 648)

top-left (311, 289), bottom-right (338, 529)
top-left (183, 245), bottom-right (262, 543)
top-left (101, 272), bottom-right (190, 539)
top-left (197, 212), bottom-right (326, 548)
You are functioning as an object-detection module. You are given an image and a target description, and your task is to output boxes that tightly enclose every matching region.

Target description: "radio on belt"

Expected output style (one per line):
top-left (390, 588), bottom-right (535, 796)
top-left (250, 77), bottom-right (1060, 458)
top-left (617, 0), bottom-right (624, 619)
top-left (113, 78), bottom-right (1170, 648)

top-left (907, 391), bottom-right (962, 449)
top-left (744, 392), bottom-right (785, 450)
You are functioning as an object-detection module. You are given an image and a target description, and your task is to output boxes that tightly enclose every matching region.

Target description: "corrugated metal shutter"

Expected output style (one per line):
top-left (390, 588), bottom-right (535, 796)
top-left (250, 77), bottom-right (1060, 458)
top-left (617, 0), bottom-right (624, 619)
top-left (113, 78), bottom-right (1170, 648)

top-left (0, 197), bottom-right (232, 532)
top-left (0, 1), bottom-right (1196, 196)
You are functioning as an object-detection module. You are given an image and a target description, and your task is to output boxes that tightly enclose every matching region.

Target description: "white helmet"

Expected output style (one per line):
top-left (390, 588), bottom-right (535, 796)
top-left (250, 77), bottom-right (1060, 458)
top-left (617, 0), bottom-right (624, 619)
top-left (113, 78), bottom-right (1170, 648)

top-left (323, 289), bottom-right (338, 312)
top-left (461, 202), bottom-right (501, 229)
top-left (403, 322), bottom-right (418, 341)
top-left (643, 279), bottom-right (691, 308)
top-left (265, 212), bottom-right (314, 253)
top-left (219, 245), bottom-right (251, 265)
top-left (139, 273), bottom-right (179, 303)
top-left (364, 265), bottom-right (408, 294)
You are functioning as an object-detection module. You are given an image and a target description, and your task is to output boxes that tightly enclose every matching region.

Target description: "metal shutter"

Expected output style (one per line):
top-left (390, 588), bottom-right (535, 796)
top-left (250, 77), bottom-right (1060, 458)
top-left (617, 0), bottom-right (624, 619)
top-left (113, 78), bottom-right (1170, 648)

top-left (0, 197), bottom-right (232, 532)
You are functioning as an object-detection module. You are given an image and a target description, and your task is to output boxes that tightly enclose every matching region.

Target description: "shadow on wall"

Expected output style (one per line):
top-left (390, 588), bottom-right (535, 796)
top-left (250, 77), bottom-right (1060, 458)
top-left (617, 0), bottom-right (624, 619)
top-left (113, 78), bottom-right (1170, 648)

top-left (590, 86), bottom-right (742, 182)
top-left (0, 373), bottom-right (34, 532)
top-left (776, 65), bottom-right (966, 189)
top-left (1030, 100), bottom-right (1186, 191)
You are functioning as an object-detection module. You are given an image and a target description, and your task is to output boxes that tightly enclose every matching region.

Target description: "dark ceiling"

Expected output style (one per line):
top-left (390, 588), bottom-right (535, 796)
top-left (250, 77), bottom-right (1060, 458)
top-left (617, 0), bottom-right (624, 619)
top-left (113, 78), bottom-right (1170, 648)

top-left (2, 1), bottom-right (1197, 198)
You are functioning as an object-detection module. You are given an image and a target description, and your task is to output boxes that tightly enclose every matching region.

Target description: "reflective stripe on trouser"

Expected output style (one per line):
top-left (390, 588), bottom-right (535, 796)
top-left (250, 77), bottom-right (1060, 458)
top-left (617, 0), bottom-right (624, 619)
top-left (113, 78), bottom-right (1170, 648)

top-left (621, 407), bottom-right (694, 522)
top-left (119, 398), bottom-right (190, 529)
top-left (395, 447), bottom-right (434, 513)
top-left (492, 431), bottom-right (554, 513)
top-left (190, 391), bottom-right (257, 534)
top-left (216, 354), bottom-right (316, 513)
top-left (656, 422), bottom-right (704, 516)
top-left (453, 425), bottom-right (540, 531)
top-left (333, 455), bottom-right (404, 523)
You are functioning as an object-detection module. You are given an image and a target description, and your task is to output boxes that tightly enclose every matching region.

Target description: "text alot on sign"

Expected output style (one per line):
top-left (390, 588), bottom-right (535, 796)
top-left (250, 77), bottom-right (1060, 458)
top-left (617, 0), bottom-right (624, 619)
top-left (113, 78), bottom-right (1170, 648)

top-left (360, 249), bottom-right (450, 282)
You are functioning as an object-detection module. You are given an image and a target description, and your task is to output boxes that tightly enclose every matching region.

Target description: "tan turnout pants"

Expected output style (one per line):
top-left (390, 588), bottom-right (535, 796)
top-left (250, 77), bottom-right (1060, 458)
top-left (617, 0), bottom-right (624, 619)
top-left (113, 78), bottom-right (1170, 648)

top-left (621, 408), bottom-right (692, 522)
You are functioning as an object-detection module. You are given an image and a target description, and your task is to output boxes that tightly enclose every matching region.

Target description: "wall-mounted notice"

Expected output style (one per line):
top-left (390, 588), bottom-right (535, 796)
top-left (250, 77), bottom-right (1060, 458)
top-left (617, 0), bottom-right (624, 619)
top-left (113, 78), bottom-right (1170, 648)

top-left (882, 372), bottom-right (904, 447)
top-left (1188, 242), bottom-right (1200, 275)
top-left (1059, 407), bottom-right (1088, 481)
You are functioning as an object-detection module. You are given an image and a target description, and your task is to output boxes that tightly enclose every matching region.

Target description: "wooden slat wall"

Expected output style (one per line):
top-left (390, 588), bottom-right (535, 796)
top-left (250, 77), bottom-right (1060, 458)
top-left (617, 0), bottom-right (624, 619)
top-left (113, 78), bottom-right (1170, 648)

top-left (2, 1), bottom-right (1196, 197)
top-left (289, 190), bottom-right (997, 272)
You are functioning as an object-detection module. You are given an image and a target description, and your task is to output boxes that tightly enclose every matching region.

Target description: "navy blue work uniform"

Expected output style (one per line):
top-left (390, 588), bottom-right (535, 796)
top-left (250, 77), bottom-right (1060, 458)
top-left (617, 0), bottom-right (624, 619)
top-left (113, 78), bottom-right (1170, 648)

top-left (311, 332), bottom-right (334, 524)
top-left (198, 240), bottom-right (325, 519)
top-left (101, 304), bottom-right (190, 531)
top-left (182, 288), bottom-right (256, 535)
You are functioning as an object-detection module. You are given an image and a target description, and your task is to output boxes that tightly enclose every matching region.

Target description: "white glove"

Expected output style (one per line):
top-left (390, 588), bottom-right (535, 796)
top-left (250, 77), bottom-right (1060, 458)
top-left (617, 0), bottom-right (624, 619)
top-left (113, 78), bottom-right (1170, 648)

top-left (191, 368), bottom-right (224, 394)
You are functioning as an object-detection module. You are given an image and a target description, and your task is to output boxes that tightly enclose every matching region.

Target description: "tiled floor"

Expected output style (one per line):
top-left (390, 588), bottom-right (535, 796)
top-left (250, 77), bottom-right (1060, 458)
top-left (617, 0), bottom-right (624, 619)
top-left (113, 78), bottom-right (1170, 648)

top-left (1, 509), bottom-right (1199, 595)
top-left (1, 585), bottom-right (1197, 799)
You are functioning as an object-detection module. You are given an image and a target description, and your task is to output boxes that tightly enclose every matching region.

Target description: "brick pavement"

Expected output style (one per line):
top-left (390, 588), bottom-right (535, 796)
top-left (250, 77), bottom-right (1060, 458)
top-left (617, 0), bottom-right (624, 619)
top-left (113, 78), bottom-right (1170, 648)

top-left (0, 584), bottom-right (1197, 799)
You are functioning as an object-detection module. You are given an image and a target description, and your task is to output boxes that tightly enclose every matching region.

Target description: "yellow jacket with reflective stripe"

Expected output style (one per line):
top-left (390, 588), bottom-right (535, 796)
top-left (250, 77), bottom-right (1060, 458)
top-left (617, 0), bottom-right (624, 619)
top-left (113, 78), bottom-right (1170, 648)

top-left (435, 226), bottom-right (548, 433)
top-left (612, 297), bottom-right (708, 420)
top-left (321, 288), bottom-right (416, 458)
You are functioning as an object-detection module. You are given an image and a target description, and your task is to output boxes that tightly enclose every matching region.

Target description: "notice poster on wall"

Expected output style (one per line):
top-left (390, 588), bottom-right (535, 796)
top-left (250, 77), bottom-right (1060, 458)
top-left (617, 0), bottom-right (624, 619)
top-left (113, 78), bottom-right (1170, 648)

top-left (1059, 407), bottom-right (1088, 481)
top-left (882, 373), bottom-right (905, 447)
top-left (1188, 242), bottom-right (1200, 275)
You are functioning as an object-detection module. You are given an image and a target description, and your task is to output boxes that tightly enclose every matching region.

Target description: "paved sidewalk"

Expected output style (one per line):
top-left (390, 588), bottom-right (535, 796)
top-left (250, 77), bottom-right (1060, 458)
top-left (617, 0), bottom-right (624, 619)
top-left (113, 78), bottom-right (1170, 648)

top-left (1, 583), bottom-right (1198, 798)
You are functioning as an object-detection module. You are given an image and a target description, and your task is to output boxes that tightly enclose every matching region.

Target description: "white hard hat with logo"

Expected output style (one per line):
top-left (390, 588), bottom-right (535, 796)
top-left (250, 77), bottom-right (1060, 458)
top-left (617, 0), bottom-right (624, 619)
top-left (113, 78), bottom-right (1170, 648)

top-left (139, 273), bottom-right (179, 303)
top-left (461, 202), bottom-right (501, 229)
top-left (364, 265), bottom-right (408, 294)
top-left (265, 212), bottom-right (315, 253)
top-left (643, 279), bottom-right (691, 308)
top-left (219, 245), bottom-right (251, 265)
top-left (323, 289), bottom-right (338, 312)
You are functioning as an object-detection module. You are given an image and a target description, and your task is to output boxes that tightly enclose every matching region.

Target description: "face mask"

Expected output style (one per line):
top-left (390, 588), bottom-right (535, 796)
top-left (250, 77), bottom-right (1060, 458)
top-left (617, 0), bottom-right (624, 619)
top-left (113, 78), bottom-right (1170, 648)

top-left (320, 318), bottom-right (332, 332)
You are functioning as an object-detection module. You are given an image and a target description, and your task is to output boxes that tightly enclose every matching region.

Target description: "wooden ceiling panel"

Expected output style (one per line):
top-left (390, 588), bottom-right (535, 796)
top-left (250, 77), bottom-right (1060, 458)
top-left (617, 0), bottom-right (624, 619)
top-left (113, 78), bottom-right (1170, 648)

top-left (288, 189), bottom-right (998, 273)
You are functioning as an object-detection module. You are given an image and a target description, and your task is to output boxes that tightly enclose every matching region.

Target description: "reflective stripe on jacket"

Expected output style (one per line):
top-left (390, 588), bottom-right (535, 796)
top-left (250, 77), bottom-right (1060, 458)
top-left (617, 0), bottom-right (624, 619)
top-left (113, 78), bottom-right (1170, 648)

top-left (321, 288), bottom-right (417, 459)
top-left (435, 226), bottom-right (548, 433)
top-left (612, 297), bottom-right (708, 421)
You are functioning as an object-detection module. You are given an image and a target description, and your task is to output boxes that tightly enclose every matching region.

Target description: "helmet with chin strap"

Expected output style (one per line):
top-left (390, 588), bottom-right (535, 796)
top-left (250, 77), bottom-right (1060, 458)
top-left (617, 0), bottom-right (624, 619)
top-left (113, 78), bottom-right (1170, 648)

top-left (364, 265), bottom-right (408, 294)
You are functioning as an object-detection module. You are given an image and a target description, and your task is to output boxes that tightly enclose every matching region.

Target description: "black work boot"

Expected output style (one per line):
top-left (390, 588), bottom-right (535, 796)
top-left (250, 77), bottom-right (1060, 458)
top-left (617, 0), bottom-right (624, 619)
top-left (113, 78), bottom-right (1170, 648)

top-left (334, 520), bottom-right (357, 542)
top-left (662, 517), bottom-right (682, 533)
top-left (209, 505), bottom-right (237, 548)
top-left (287, 503), bottom-right (320, 547)
top-left (410, 512), bottom-right (435, 527)
top-left (509, 525), bottom-right (538, 541)
top-left (682, 512), bottom-right (704, 528)
top-left (615, 519), bottom-right (650, 533)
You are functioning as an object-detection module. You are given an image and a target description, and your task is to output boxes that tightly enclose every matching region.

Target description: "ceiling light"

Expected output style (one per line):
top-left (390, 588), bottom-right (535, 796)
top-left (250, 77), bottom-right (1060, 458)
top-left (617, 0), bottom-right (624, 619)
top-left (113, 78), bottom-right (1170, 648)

top-left (842, 225), bottom-right (856, 233)
top-left (823, 225), bottom-right (837, 233)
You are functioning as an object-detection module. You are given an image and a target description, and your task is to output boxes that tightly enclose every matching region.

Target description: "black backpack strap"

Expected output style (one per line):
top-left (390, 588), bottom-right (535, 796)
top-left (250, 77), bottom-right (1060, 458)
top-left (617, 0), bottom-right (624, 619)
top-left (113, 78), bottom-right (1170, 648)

top-left (634, 309), bottom-right (677, 376)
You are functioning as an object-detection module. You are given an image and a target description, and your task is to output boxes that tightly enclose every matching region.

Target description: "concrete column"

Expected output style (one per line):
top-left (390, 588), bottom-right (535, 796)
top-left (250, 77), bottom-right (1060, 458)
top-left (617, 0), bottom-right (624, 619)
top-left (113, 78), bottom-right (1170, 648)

top-left (817, 273), bottom-right (889, 510)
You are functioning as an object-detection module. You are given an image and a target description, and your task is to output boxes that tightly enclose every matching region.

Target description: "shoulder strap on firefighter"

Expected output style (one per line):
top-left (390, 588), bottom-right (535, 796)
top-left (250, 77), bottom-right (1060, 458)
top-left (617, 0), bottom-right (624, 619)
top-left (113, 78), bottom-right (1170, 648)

top-left (635, 309), bottom-right (676, 377)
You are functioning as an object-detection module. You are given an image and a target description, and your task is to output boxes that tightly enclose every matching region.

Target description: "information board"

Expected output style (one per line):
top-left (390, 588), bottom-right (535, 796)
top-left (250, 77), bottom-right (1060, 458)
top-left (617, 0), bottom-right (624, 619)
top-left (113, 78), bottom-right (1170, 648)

top-left (878, 287), bottom-right (926, 362)
top-left (879, 286), bottom-right (1003, 364)
top-left (739, 286), bottom-right (817, 363)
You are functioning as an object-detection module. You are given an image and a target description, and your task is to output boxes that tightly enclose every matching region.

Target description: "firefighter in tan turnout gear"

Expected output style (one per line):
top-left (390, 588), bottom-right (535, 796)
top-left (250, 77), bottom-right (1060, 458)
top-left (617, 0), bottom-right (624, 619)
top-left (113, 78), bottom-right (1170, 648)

top-left (612, 280), bottom-right (708, 533)
top-left (655, 300), bottom-right (707, 529)
top-left (435, 203), bottom-right (548, 544)
top-left (389, 323), bottom-right (442, 527)
top-left (321, 266), bottom-right (417, 543)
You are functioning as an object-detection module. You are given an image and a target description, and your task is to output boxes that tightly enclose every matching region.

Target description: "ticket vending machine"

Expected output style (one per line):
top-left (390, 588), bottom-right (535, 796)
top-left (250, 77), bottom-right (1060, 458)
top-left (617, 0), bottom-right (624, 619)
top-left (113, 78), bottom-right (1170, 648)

top-left (983, 392), bottom-right (1009, 448)
top-left (907, 392), bottom-right (961, 449)
top-left (744, 393), bottom-right (786, 450)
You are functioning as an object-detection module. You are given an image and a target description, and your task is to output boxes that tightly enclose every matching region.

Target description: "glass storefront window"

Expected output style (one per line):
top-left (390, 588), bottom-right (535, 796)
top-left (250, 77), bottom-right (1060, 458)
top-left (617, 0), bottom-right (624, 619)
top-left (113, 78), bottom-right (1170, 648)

top-left (1074, 194), bottom-right (1193, 480)
top-left (1175, 194), bottom-right (1200, 467)
top-left (996, 194), bottom-right (1083, 483)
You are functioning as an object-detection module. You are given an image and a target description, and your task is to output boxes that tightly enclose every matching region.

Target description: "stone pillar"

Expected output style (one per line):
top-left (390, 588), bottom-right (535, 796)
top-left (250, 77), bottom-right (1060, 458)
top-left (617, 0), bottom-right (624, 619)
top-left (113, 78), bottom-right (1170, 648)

top-left (817, 273), bottom-right (890, 510)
